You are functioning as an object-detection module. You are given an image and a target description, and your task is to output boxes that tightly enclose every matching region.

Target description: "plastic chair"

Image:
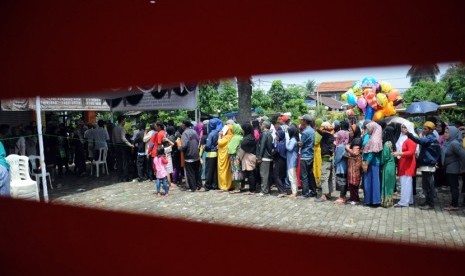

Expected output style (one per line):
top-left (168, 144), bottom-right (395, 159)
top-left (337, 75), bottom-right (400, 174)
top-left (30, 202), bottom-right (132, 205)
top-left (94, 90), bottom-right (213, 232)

top-left (5, 154), bottom-right (40, 201)
top-left (91, 148), bottom-right (108, 177)
top-left (29, 155), bottom-right (53, 190)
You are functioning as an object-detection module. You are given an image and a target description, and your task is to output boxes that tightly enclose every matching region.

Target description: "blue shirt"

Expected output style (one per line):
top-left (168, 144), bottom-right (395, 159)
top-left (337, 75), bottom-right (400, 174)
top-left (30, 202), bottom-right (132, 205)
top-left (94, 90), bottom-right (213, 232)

top-left (285, 137), bottom-right (298, 169)
top-left (300, 126), bottom-right (315, 160)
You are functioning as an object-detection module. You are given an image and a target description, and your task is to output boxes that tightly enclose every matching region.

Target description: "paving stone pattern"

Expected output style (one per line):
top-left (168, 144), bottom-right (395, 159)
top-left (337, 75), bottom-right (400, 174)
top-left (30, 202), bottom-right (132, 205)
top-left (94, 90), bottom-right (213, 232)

top-left (50, 173), bottom-right (465, 249)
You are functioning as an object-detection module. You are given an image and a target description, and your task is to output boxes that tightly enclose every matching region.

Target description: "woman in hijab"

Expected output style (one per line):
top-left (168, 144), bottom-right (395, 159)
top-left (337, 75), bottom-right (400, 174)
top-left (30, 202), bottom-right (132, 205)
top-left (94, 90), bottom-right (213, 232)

top-left (393, 123), bottom-right (417, 207)
top-left (362, 122), bottom-right (383, 207)
top-left (228, 124), bottom-right (244, 194)
top-left (313, 118), bottom-right (323, 188)
top-left (441, 126), bottom-right (465, 211)
top-left (240, 122), bottom-right (258, 194)
top-left (218, 124), bottom-right (234, 191)
top-left (380, 125), bottom-right (396, 208)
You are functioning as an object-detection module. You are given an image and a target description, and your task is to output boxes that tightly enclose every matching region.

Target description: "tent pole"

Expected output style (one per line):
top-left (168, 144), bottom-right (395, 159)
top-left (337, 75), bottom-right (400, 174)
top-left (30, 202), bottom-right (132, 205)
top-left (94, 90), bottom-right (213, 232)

top-left (36, 96), bottom-right (49, 202)
top-left (195, 86), bottom-right (199, 123)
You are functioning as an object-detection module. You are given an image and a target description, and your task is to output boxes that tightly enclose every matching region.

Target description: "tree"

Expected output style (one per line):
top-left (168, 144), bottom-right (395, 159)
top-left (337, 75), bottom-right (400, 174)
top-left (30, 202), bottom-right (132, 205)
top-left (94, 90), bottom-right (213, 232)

top-left (268, 80), bottom-right (287, 110)
top-left (283, 98), bottom-right (308, 119)
top-left (198, 83), bottom-right (221, 115)
top-left (440, 63), bottom-right (465, 103)
top-left (403, 80), bottom-right (448, 105)
top-left (305, 80), bottom-right (317, 97)
top-left (217, 80), bottom-right (239, 115)
top-left (237, 77), bottom-right (253, 123)
top-left (251, 88), bottom-right (273, 114)
top-left (406, 64), bottom-right (440, 86)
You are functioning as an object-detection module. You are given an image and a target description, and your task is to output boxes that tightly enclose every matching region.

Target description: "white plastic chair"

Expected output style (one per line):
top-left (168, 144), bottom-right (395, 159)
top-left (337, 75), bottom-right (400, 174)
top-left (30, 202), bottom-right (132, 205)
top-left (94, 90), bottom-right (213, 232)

top-left (91, 148), bottom-right (108, 177)
top-left (5, 154), bottom-right (40, 201)
top-left (29, 155), bottom-right (53, 190)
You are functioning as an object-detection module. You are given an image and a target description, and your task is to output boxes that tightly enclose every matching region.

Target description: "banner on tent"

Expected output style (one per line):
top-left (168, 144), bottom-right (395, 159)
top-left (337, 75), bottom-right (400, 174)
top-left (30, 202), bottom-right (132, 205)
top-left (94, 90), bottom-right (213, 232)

top-left (1, 98), bottom-right (111, 111)
top-left (109, 89), bottom-right (197, 111)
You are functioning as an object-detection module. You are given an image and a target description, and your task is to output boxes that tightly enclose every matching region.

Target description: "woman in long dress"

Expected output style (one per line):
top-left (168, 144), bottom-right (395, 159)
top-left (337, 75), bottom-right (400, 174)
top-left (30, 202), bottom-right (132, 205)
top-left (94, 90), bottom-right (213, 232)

top-left (393, 123), bottom-right (417, 207)
top-left (362, 122), bottom-right (383, 207)
top-left (217, 124), bottom-right (233, 191)
top-left (313, 118), bottom-right (323, 188)
top-left (228, 124), bottom-right (244, 194)
top-left (380, 125), bottom-right (396, 208)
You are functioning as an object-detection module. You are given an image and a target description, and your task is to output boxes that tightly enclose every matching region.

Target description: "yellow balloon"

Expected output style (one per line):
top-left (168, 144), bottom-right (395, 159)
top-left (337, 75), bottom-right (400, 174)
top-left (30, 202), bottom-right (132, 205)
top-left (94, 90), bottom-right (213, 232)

top-left (376, 93), bottom-right (388, 107)
top-left (380, 81), bottom-right (392, 93)
top-left (341, 92), bottom-right (348, 102)
top-left (373, 110), bottom-right (385, 121)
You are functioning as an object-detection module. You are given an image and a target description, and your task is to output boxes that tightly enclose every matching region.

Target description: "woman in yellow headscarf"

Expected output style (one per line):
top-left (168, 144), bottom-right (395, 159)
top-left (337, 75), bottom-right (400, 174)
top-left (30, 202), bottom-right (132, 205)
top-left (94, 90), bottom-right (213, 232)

top-left (218, 124), bottom-right (234, 191)
top-left (313, 118), bottom-right (323, 188)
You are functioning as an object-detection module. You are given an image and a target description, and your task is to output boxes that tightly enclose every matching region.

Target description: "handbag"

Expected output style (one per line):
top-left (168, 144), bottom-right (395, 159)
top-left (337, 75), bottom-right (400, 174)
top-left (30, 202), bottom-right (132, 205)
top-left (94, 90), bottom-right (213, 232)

top-left (237, 147), bottom-right (245, 161)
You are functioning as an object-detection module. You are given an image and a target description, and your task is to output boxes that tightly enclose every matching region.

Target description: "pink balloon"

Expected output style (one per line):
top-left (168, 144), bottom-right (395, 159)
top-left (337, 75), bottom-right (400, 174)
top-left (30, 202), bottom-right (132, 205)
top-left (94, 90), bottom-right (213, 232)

top-left (357, 96), bottom-right (367, 112)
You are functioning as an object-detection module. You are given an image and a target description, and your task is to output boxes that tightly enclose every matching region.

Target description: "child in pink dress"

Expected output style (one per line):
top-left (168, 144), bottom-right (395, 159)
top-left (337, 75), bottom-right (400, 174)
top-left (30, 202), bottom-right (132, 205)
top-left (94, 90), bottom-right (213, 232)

top-left (153, 146), bottom-right (169, 197)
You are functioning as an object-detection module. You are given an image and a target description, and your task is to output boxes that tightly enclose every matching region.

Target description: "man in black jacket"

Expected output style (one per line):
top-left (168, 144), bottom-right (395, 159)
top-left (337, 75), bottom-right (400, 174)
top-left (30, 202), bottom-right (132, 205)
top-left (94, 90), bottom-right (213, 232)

top-left (257, 120), bottom-right (274, 196)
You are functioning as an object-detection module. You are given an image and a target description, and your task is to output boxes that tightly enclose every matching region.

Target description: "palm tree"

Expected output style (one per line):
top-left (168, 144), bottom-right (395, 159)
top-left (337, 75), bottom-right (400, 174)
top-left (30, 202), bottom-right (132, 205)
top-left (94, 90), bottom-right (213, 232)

top-left (305, 80), bottom-right (317, 96)
top-left (406, 64), bottom-right (440, 86)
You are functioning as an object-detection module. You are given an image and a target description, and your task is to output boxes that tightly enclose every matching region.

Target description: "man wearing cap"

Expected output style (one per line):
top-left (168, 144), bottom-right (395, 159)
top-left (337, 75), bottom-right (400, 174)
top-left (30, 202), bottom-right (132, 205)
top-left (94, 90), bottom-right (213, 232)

top-left (279, 115), bottom-right (290, 133)
top-left (181, 120), bottom-right (202, 192)
top-left (406, 121), bottom-right (441, 210)
top-left (112, 115), bottom-right (134, 182)
top-left (298, 115), bottom-right (317, 197)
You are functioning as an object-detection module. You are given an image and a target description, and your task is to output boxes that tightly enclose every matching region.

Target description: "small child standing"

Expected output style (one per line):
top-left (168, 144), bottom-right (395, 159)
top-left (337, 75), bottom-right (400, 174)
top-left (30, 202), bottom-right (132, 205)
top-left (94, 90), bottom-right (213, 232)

top-left (153, 146), bottom-right (169, 197)
top-left (345, 144), bottom-right (362, 204)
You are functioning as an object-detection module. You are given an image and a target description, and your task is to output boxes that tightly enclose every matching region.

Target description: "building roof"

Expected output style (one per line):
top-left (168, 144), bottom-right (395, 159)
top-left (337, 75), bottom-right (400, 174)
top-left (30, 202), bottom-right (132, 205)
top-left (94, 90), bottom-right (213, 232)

top-left (309, 96), bottom-right (345, 110)
top-left (315, 80), bottom-right (356, 93)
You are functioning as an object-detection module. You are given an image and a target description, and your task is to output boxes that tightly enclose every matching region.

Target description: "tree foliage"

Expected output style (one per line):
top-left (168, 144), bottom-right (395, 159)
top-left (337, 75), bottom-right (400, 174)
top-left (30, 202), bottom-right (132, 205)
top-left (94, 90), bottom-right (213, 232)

top-left (402, 80), bottom-right (448, 105)
top-left (305, 80), bottom-right (316, 96)
top-left (441, 63), bottom-right (465, 103)
top-left (252, 88), bottom-right (273, 114)
top-left (268, 80), bottom-right (287, 110)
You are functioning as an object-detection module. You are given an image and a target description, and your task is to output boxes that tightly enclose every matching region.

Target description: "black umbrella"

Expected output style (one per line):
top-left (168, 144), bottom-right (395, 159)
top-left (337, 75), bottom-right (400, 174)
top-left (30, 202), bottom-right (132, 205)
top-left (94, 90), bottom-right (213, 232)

top-left (405, 101), bottom-right (439, 115)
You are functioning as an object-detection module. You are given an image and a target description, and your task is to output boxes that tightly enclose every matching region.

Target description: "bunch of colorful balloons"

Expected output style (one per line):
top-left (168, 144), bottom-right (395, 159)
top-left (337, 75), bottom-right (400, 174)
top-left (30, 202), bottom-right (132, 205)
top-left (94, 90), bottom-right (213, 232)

top-left (341, 77), bottom-right (403, 121)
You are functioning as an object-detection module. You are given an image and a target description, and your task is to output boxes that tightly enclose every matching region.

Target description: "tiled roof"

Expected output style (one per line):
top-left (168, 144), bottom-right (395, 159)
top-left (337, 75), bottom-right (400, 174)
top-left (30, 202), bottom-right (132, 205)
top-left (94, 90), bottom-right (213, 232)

top-left (315, 80), bottom-right (356, 93)
top-left (309, 96), bottom-right (345, 110)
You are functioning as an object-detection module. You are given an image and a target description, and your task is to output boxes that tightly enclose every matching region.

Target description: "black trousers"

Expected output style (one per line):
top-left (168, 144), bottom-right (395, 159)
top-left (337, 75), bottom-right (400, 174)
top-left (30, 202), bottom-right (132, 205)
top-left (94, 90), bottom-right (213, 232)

top-left (422, 171), bottom-right (435, 207)
top-left (136, 155), bottom-right (146, 180)
top-left (300, 159), bottom-right (316, 196)
top-left (243, 170), bottom-right (257, 192)
top-left (115, 144), bottom-right (129, 180)
top-left (74, 143), bottom-right (86, 174)
top-left (205, 156), bottom-right (218, 190)
top-left (147, 156), bottom-right (155, 181)
top-left (185, 160), bottom-right (202, 191)
top-left (447, 173), bottom-right (460, 207)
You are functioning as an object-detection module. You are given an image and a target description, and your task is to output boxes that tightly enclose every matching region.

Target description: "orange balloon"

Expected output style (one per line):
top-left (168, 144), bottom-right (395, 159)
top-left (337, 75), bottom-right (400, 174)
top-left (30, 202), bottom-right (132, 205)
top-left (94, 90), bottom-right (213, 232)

top-left (373, 109), bottom-right (385, 121)
top-left (365, 90), bottom-right (378, 109)
top-left (388, 89), bottom-right (399, 102)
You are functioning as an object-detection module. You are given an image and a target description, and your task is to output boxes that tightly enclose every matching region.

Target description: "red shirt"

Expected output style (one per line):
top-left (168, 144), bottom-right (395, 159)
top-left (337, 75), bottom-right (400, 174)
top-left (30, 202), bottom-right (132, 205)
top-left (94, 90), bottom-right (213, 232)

top-left (397, 138), bottom-right (417, 176)
top-left (149, 130), bottom-right (165, 157)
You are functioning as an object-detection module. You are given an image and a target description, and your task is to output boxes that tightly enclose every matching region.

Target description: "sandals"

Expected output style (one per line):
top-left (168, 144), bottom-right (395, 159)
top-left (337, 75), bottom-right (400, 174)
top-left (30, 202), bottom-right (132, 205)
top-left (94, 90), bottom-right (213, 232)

top-left (334, 198), bottom-right (345, 205)
top-left (444, 206), bottom-right (460, 211)
top-left (229, 190), bottom-right (241, 194)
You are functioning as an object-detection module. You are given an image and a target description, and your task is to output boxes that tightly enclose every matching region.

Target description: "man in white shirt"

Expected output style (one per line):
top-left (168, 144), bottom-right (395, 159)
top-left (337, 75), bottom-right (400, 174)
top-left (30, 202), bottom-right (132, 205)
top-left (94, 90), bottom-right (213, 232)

top-left (93, 120), bottom-right (110, 160)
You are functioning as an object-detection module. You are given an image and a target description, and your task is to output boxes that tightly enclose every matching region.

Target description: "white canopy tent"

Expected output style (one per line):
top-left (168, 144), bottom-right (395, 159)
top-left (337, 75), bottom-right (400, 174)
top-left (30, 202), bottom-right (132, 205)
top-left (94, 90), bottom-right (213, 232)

top-left (3, 83), bottom-right (198, 202)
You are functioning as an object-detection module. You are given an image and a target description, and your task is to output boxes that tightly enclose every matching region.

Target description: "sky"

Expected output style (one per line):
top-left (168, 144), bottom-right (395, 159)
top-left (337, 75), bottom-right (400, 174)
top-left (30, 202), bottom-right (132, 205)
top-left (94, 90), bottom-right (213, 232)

top-left (252, 62), bottom-right (454, 92)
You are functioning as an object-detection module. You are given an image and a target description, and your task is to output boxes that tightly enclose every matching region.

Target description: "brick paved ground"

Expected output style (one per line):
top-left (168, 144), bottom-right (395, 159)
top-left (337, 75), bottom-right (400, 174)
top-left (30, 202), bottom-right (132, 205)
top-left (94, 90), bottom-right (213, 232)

top-left (49, 171), bottom-right (465, 249)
